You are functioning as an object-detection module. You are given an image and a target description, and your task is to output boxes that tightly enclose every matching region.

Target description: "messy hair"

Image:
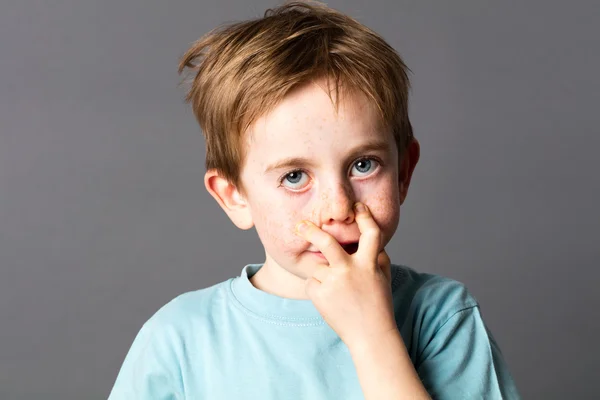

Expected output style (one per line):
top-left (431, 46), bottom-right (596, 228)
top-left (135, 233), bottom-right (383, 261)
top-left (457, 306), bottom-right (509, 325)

top-left (178, 1), bottom-right (414, 199)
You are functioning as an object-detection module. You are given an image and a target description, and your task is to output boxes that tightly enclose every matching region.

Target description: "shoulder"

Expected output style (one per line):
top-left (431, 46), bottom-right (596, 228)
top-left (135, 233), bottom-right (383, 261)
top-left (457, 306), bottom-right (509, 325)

top-left (391, 263), bottom-right (479, 308)
top-left (390, 263), bottom-right (480, 331)
top-left (390, 264), bottom-right (521, 399)
top-left (109, 280), bottom-right (233, 399)
top-left (140, 278), bottom-right (233, 336)
top-left (115, 278), bottom-right (233, 372)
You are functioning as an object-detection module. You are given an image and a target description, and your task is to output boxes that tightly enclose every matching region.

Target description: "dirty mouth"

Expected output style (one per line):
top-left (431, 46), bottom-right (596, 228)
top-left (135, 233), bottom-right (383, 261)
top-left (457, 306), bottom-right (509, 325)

top-left (342, 242), bottom-right (359, 255)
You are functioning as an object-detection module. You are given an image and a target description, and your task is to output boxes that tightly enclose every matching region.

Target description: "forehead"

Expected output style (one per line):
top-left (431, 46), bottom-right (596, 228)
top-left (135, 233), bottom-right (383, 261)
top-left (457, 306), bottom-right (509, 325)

top-left (246, 82), bottom-right (386, 150)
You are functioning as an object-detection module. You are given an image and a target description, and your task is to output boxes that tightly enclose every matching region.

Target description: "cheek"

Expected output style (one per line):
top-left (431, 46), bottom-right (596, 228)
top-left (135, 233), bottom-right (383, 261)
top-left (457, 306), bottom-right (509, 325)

top-left (252, 200), bottom-right (306, 254)
top-left (365, 182), bottom-right (401, 245)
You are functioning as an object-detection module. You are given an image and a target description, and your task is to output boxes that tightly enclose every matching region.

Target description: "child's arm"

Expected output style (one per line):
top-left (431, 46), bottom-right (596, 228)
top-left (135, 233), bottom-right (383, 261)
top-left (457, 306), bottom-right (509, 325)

top-left (294, 202), bottom-right (431, 399)
top-left (348, 328), bottom-right (431, 400)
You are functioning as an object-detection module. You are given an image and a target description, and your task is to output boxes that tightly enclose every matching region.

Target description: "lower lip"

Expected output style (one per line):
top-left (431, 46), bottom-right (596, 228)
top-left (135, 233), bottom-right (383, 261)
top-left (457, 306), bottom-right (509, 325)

top-left (308, 251), bottom-right (327, 259)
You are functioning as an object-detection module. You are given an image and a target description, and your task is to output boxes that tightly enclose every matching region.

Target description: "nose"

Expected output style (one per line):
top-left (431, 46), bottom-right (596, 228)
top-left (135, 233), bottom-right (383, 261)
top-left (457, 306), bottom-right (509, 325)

top-left (318, 181), bottom-right (357, 224)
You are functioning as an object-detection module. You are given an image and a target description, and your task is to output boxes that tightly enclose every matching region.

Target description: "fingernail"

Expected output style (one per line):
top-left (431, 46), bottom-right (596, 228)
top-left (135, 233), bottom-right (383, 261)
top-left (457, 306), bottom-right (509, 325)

top-left (354, 202), bottom-right (366, 212)
top-left (296, 222), bottom-right (308, 234)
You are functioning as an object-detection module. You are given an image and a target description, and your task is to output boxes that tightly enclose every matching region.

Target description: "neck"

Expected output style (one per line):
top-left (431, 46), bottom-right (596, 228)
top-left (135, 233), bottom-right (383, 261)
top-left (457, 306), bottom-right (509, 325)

top-left (249, 261), bottom-right (310, 300)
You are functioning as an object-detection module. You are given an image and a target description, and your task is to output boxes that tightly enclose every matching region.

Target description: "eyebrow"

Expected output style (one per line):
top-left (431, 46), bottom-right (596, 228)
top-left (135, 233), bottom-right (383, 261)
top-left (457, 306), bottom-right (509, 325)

top-left (263, 139), bottom-right (391, 174)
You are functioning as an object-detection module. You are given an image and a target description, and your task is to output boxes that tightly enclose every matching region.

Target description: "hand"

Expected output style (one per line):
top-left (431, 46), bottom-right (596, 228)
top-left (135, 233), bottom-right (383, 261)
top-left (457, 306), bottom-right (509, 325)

top-left (294, 202), bottom-right (396, 348)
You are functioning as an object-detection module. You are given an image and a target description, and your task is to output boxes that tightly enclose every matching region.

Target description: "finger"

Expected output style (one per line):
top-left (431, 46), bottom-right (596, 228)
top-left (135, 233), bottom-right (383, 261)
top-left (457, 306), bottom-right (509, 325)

top-left (377, 249), bottom-right (392, 283)
top-left (304, 276), bottom-right (321, 299)
top-left (295, 221), bottom-right (348, 268)
top-left (353, 202), bottom-right (383, 266)
top-left (311, 265), bottom-right (331, 283)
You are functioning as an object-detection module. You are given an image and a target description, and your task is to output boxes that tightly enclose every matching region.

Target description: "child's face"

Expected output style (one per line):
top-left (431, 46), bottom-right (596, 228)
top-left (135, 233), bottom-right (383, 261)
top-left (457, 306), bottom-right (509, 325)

top-left (238, 80), bottom-right (405, 298)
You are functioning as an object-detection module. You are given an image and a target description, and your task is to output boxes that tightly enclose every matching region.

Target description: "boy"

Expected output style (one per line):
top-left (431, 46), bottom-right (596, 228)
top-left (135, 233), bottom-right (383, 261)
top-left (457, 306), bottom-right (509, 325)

top-left (109, 1), bottom-right (521, 399)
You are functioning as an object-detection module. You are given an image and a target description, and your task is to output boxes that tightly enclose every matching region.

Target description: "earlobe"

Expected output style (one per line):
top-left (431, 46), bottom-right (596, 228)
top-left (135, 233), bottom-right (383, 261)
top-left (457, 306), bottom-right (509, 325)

top-left (204, 169), bottom-right (254, 230)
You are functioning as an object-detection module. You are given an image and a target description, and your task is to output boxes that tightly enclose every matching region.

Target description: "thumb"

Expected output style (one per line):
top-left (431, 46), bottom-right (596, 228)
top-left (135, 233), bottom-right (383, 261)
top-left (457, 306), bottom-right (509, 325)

top-left (377, 249), bottom-right (392, 283)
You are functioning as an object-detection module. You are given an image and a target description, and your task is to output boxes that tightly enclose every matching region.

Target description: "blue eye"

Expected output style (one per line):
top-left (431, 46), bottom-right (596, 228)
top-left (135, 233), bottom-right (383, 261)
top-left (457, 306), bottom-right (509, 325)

top-left (282, 170), bottom-right (305, 186)
top-left (278, 156), bottom-right (382, 190)
top-left (354, 158), bottom-right (374, 174)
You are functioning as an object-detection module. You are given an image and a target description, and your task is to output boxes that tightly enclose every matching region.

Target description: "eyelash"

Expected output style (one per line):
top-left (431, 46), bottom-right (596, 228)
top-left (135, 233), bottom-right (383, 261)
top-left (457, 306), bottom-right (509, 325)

top-left (277, 156), bottom-right (384, 190)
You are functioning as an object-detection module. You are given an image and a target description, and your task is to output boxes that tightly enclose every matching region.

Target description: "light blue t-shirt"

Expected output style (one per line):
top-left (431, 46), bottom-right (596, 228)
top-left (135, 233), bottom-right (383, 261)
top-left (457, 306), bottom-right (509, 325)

top-left (108, 263), bottom-right (521, 399)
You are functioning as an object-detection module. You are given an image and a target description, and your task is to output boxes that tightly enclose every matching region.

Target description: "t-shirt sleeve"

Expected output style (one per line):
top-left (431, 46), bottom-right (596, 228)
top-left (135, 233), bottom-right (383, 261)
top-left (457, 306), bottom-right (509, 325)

top-left (107, 302), bottom-right (185, 400)
top-left (415, 304), bottom-right (521, 400)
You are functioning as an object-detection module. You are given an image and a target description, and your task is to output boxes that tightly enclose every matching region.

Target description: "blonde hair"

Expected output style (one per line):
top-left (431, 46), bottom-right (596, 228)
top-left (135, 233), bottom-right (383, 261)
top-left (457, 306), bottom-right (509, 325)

top-left (177, 1), bottom-right (413, 199)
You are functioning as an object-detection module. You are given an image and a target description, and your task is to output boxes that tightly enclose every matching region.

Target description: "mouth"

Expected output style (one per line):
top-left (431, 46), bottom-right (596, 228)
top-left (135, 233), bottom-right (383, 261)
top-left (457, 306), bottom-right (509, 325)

top-left (341, 242), bottom-right (359, 255)
top-left (307, 242), bottom-right (359, 257)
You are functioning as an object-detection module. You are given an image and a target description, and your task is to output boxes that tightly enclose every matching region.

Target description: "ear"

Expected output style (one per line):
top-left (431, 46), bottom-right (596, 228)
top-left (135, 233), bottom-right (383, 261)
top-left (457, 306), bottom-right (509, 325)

top-left (204, 169), bottom-right (254, 230)
top-left (398, 137), bottom-right (420, 205)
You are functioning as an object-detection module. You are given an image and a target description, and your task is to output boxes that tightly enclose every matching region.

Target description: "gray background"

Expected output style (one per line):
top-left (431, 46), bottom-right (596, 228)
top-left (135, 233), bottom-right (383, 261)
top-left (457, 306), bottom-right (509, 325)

top-left (1, 0), bottom-right (598, 399)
